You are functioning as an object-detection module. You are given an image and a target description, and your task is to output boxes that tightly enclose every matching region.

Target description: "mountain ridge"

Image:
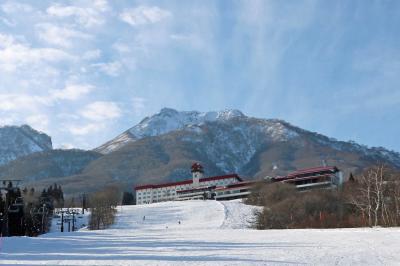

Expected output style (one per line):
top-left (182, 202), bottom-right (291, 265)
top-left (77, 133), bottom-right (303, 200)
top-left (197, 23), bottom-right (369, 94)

top-left (95, 108), bottom-right (400, 169)
top-left (1, 108), bottom-right (399, 194)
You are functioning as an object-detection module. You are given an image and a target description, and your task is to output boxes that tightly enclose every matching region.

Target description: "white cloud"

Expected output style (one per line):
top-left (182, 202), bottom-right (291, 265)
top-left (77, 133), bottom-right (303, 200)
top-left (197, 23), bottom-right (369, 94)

top-left (26, 114), bottom-right (49, 132)
top-left (120, 6), bottom-right (171, 26)
top-left (36, 23), bottom-right (92, 48)
top-left (51, 84), bottom-right (95, 101)
top-left (92, 61), bottom-right (122, 76)
top-left (0, 33), bottom-right (15, 48)
top-left (0, 83), bottom-right (93, 114)
top-left (81, 101), bottom-right (122, 121)
top-left (58, 143), bottom-right (75, 149)
top-left (0, 114), bottom-right (17, 125)
top-left (1, 1), bottom-right (33, 13)
top-left (67, 123), bottom-right (105, 135)
top-left (46, 0), bottom-right (109, 28)
top-left (0, 93), bottom-right (51, 111)
top-left (0, 33), bottom-right (74, 72)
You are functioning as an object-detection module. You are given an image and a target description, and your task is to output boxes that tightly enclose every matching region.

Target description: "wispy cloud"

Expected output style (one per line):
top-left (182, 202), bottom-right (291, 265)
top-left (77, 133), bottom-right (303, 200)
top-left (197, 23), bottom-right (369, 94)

top-left (91, 61), bottom-right (123, 76)
top-left (46, 0), bottom-right (109, 28)
top-left (36, 23), bottom-right (92, 48)
top-left (0, 0), bottom-right (399, 151)
top-left (120, 6), bottom-right (171, 26)
top-left (80, 101), bottom-right (122, 121)
top-left (83, 49), bottom-right (101, 60)
top-left (0, 33), bottom-right (74, 72)
top-left (51, 84), bottom-right (95, 101)
top-left (0, 93), bottom-right (51, 111)
top-left (66, 122), bottom-right (105, 136)
top-left (1, 1), bottom-right (33, 13)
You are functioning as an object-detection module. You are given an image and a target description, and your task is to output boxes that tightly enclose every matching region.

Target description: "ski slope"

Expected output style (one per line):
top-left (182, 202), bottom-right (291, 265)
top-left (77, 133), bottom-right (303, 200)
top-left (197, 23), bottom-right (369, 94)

top-left (1, 200), bottom-right (400, 265)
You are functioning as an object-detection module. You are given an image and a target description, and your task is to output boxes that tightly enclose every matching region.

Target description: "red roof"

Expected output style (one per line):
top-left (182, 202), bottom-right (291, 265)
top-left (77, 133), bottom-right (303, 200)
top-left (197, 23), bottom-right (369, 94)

top-left (273, 166), bottom-right (339, 181)
top-left (135, 174), bottom-right (242, 190)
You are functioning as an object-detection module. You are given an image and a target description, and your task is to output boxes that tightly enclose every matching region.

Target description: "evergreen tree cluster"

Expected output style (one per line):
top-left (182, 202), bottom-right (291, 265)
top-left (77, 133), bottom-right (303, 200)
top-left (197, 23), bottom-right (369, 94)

top-left (39, 183), bottom-right (64, 208)
top-left (121, 191), bottom-right (135, 205)
top-left (1, 182), bottom-right (65, 237)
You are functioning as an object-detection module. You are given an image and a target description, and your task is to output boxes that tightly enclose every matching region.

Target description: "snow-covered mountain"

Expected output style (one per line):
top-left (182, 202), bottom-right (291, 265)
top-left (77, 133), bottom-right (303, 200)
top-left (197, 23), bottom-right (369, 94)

top-left (95, 107), bottom-right (294, 154)
top-left (95, 108), bottom-right (400, 174)
top-left (0, 125), bottom-right (52, 165)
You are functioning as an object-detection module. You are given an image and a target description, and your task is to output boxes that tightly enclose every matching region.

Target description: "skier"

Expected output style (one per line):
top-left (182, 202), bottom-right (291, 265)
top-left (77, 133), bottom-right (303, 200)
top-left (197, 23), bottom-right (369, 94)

top-left (143, 216), bottom-right (145, 221)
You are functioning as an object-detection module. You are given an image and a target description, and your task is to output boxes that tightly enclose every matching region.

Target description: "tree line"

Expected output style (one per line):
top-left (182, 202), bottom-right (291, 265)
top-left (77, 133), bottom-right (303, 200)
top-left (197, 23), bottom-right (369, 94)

top-left (0, 182), bottom-right (64, 236)
top-left (247, 165), bottom-right (400, 229)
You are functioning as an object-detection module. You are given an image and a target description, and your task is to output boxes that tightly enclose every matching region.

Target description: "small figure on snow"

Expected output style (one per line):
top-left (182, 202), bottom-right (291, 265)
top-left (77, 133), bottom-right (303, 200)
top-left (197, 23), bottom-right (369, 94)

top-left (143, 216), bottom-right (146, 221)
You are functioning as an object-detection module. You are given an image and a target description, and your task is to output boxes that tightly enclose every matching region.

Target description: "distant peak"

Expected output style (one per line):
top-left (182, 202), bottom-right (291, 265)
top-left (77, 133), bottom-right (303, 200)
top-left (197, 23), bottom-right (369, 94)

top-left (157, 108), bottom-right (245, 120)
top-left (159, 107), bottom-right (179, 115)
top-left (215, 109), bottom-right (244, 119)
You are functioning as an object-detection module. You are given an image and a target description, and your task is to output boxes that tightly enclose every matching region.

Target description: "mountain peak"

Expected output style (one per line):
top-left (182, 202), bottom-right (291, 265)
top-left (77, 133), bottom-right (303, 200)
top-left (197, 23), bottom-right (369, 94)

top-left (95, 108), bottom-right (248, 154)
top-left (159, 107), bottom-right (180, 116)
top-left (131, 108), bottom-right (247, 138)
top-left (0, 124), bottom-right (52, 165)
top-left (208, 109), bottom-right (245, 120)
top-left (157, 108), bottom-right (244, 120)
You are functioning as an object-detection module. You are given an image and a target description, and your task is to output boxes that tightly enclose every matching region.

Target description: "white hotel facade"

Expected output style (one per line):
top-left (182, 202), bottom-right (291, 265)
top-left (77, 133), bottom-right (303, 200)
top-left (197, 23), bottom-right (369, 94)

top-left (135, 163), bottom-right (245, 205)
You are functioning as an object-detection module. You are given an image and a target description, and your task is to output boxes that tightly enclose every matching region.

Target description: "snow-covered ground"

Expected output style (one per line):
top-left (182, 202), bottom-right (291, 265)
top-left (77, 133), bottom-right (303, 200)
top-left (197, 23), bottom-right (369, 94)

top-left (1, 200), bottom-right (400, 265)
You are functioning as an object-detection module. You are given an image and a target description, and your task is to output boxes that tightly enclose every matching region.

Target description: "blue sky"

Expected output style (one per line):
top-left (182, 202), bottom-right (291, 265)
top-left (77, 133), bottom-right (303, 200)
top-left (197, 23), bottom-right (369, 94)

top-left (0, 0), bottom-right (399, 152)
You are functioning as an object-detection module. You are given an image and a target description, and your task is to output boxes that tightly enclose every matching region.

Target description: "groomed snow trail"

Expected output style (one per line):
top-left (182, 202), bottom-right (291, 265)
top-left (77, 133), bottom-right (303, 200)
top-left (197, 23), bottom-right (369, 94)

top-left (2, 200), bottom-right (400, 266)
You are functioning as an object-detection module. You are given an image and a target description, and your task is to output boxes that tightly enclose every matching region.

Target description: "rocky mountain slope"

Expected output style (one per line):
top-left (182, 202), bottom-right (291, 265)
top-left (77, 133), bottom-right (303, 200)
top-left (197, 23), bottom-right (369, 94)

top-left (1, 108), bottom-right (400, 194)
top-left (94, 108), bottom-right (248, 154)
top-left (0, 125), bottom-right (52, 165)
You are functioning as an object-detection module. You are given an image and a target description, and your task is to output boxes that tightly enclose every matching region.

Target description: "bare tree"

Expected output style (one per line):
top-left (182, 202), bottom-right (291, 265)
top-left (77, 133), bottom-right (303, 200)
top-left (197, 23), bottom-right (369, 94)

top-left (88, 186), bottom-right (121, 230)
top-left (349, 165), bottom-right (398, 227)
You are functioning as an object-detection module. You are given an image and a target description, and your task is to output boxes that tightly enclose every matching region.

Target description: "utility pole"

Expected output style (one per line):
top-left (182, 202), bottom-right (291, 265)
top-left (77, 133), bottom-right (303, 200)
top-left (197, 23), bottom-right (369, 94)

top-left (61, 211), bottom-right (64, 232)
top-left (67, 210), bottom-right (71, 232)
top-left (82, 194), bottom-right (86, 214)
top-left (41, 204), bottom-right (47, 234)
top-left (72, 211), bottom-right (75, 232)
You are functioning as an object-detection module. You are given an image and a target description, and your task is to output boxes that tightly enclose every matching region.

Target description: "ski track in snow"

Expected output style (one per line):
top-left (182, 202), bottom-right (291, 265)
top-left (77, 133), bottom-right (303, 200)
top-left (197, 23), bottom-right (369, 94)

top-left (1, 200), bottom-right (400, 266)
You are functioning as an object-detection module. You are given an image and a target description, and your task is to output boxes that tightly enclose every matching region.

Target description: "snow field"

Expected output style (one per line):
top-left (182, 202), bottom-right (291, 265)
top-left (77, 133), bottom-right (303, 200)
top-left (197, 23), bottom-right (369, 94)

top-left (1, 200), bottom-right (400, 265)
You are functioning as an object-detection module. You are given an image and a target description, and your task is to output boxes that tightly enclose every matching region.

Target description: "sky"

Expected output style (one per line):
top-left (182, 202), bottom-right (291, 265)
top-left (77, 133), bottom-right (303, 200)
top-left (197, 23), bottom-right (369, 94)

top-left (0, 0), bottom-right (399, 152)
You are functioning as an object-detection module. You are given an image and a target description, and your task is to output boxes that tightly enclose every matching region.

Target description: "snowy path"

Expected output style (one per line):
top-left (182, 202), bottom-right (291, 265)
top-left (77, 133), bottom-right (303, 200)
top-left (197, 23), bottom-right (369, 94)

top-left (1, 200), bottom-right (400, 265)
